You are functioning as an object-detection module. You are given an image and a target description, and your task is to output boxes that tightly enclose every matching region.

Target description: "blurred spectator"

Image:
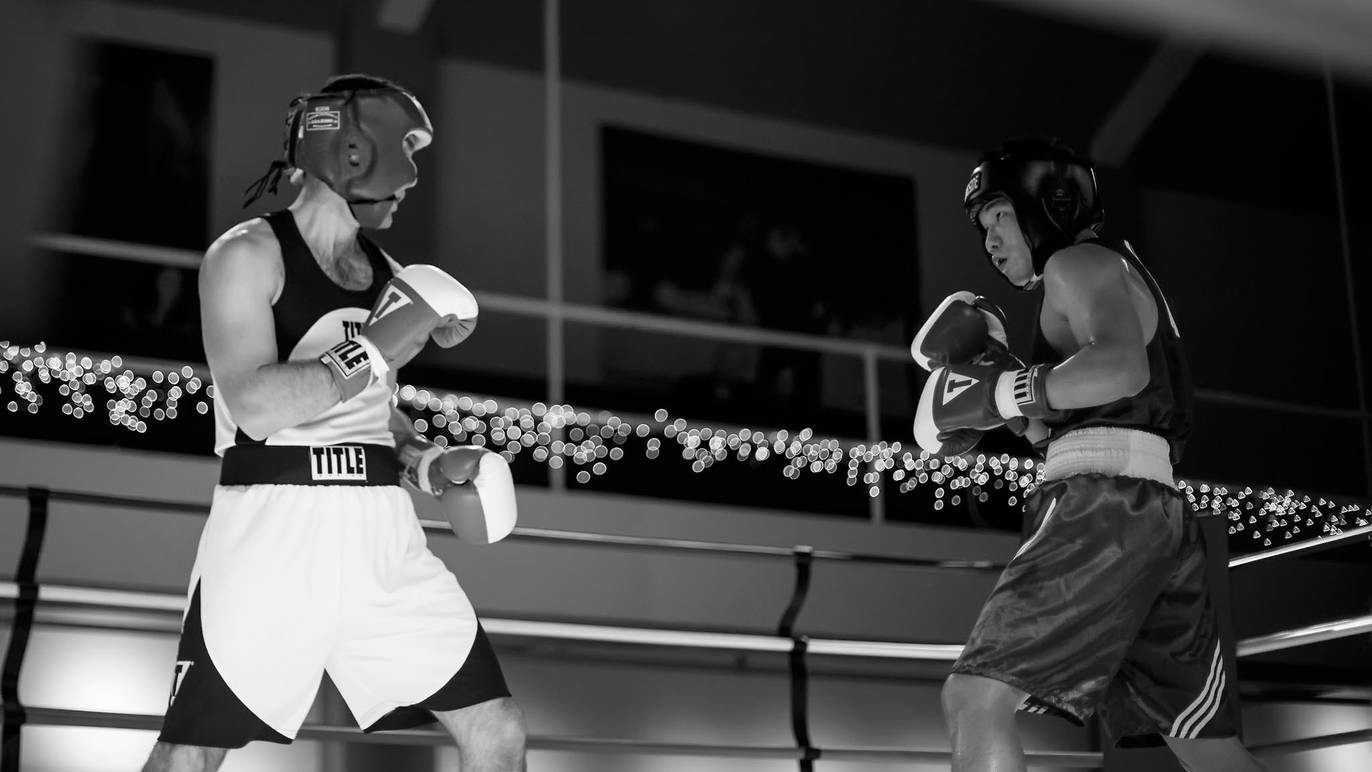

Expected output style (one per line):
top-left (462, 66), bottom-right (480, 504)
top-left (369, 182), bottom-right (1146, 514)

top-left (46, 42), bottom-right (211, 361)
top-left (650, 219), bottom-right (760, 404)
top-left (63, 43), bottom-right (211, 249)
top-left (742, 219), bottom-right (828, 412)
top-left (651, 215), bottom-right (829, 422)
top-left (599, 127), bottom-right (916, 430)
top-left (119, 264), bottom-right (200, 357)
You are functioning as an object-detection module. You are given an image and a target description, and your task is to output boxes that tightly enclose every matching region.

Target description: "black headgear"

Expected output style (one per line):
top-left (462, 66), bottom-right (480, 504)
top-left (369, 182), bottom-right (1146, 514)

top-left (962, 138), bottom-right (1103, 290)
top-left (243, 74), bottom-right (432, 229)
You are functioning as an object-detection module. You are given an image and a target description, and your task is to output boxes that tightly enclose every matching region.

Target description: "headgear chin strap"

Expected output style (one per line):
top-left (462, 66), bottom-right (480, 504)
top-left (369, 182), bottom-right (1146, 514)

top-left (962, 138), bottom-right (1103, 291)
top-left (243, 78), bottom-right (433, 229)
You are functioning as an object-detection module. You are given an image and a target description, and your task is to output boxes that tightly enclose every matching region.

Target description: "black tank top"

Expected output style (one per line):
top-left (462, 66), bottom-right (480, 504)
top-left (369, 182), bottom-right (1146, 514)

top-left (263, 210), bottom-right (394, 358)
top-left (1031, 239), bottom-right (1195, 465)
top-left (227, 210), bottom-right (395, 447)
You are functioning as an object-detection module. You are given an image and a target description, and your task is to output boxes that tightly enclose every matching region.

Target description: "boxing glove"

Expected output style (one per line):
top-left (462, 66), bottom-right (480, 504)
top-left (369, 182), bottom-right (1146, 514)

top-left (911, 291), bottom-right (1014, 372)
top-left (406, 444), bottom-right (518, 545)
top-left (321, 265), bottom-right (479, 401)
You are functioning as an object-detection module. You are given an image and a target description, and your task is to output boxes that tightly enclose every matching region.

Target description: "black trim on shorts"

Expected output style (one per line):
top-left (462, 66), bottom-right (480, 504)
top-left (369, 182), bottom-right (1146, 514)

top-left (157, 583), bottom-right (292, 748)
top-left (363, 624), bottom-right (512, 733)
top-left (219, 444), bottom-right (401, 486)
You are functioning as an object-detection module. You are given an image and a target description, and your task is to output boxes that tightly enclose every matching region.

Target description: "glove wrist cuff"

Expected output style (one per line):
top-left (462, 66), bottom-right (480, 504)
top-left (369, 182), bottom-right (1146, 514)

top-left (321, 333), bottom-right (388, 403)
top-left (353, 334), bottom-right (390, 380)
top-left (995, 365), bottom-right (1054, 420)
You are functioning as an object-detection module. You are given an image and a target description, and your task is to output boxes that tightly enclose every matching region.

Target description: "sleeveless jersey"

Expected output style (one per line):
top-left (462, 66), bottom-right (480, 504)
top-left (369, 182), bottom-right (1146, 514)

top-left (1031, 239), bottom-right (1195, 465)
top-left (213, 210), bottom-right (397, 455)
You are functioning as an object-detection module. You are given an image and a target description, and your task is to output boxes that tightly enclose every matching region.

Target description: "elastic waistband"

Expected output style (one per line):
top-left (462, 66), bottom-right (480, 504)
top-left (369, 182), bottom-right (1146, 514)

top-left (1042, 427), bottom-right (1174, 487)
top-left (219, 444), bottom-right (401, 486)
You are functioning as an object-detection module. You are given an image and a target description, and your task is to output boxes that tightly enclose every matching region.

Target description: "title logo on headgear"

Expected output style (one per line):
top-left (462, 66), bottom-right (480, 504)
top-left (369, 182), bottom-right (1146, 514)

top-left (304, 106), bottom-right (341, 132)
top-left (964, 170), bottom-right (982, 202)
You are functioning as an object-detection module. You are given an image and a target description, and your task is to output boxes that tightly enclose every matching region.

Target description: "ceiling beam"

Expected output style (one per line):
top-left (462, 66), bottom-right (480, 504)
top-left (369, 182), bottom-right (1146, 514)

top-left (1090, 37), bottom-right (1203, 167)
top-left (376, 0), bottom-right (434, 34)
top-left (984, 0), bottom-right (1372, 81)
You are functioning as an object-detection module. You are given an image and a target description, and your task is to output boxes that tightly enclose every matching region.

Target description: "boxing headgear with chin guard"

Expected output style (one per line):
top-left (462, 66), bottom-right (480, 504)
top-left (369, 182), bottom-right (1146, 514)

top-left (963, 139), bottom-right (1103, 291)
top-left (243, 74), bottom-right (433, 229)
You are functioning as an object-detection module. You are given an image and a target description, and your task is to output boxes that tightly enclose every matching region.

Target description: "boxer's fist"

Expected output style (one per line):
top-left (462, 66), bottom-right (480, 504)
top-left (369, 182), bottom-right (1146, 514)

top-left (409, 445), bottom-right (517, 544)
top-left (911, 292), bottom-right (1015, 372)
top-left (321, 265), bottom-right (478, 401)
top-left (366, 265), bottom-right (478, 354)
top-left (913, 363), bottom-right (1008, 455)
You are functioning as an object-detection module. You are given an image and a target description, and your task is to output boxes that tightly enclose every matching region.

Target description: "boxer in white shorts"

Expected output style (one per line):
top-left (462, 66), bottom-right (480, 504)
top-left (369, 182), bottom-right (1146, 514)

top-left (142, 74), bottom-right (526, 772)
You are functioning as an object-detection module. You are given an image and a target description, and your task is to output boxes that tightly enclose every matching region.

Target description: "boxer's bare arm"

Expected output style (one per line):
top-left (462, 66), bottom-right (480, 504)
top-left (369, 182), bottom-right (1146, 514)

top-left (1039, 244), bottom-right (1150, 409)
top-left (199, 224), bottom-right (342, 439)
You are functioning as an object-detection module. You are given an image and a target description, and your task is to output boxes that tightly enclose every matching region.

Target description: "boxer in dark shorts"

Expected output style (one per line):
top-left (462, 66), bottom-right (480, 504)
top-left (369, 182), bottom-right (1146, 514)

top-left (912, 139), bottom-right (1268, 771)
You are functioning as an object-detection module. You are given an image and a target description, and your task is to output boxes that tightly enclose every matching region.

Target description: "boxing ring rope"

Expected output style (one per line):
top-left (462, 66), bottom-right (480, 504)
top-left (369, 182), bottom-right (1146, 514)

top-left (2, 486), bottom-right (1368, 766)
top-left (2, 577), bottom-right (1365, 663)
top-left (1226, 521), bottom-right (1372, 568)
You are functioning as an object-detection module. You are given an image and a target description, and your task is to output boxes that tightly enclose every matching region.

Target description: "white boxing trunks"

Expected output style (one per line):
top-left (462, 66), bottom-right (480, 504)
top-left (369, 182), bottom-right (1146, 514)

top-left (158, 444), bottom-right (510, 747)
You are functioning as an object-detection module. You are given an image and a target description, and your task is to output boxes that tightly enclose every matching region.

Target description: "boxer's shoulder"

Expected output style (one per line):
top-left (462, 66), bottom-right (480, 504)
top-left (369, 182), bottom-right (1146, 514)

top-left (207, 217), bottom-right (279, 263)
top-left (1041, 241), bottom-right (1123, 283)
top-left (201, 217), bottom-right (284, 300)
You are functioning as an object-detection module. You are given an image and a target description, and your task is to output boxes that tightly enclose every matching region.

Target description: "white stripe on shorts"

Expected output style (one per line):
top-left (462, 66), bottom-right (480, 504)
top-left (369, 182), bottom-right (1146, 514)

top-left (1013, 497), bottom-right (1059, 561)
top-left (1170, 640), bottom-right (1224, 739)
top-left (1181, 668), bottom-right (1226, 739)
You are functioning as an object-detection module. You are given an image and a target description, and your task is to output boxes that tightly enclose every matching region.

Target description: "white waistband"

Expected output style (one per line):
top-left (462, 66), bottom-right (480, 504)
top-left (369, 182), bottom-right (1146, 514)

top-left (1042, 427), bottom-right (1174, 487)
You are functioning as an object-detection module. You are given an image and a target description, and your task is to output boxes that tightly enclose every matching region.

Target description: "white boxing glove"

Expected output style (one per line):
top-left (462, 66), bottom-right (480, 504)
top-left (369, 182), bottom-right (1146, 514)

top-left (407, 444), bottom-right (517, 545)
top-left (321, 265), bottom-right (479, 401)
top-left (368, 264), bottom-right (479, 352)
top-left (910, 291), bottom-right (1011, 372)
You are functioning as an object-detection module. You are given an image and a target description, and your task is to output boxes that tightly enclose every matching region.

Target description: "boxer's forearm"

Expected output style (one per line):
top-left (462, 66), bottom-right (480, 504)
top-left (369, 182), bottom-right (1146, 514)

top-left (1044, 340), bottom-right (1148, 410)
top-left (223, 360), bottom-right (350, 439)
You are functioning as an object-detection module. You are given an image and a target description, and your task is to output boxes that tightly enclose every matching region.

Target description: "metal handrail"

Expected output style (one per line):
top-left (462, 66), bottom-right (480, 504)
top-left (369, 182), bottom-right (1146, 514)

top-left (27, 232), bottom-right (1365, 420)
top-left (29, 233), bottom-right (902, 359)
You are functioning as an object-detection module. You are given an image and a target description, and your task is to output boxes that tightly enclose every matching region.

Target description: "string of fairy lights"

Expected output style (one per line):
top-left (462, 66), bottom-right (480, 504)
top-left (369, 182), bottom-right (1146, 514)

top-left (2, 343), bottom-right (1368, 551)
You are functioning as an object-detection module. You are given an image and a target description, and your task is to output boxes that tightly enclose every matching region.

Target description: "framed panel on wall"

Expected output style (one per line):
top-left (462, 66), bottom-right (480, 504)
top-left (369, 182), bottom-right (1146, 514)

top-left (60, 40), bottom-right (215, 248)
top-left (596, 125), bottom-right (918, 433)
top-left (49, 40), bottom-right (214, 364)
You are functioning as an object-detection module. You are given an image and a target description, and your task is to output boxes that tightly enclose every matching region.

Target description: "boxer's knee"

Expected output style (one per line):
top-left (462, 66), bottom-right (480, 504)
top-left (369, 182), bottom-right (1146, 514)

top-left (435, 696), bottom-right (526, 767)
top-left (942, 673), bottom-right (1023, 726)
top-left (141, 742), bottom-right (228, 772)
